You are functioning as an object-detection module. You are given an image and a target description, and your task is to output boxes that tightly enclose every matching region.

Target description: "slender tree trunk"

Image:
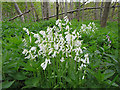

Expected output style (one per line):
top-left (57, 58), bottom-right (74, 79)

top-left (65, 0), bottom-right (67, 16)
top-left (60, 2), bottom-right (62, 19)
top-left (43, 2), bottom-right (49, 20)
top-left (56, 0), bottom-right (59, 20)
top-left (75, 2), bottom-right (78, 19)
top-left (43, 2), bottom-right (45, 19)
top-left (61, 0), bottom-right (64, 19)
top-left (53, 2), bottom-right (55, 16)
top-left (75, 1), bottom-right (80, 22)
top-left (30, 2), bottom-right (36, 21)
top-left (11, 3), bottom-right (14, 17)
top-left (48, 2), bottom-right (51, 17)
top-left (101, 1), bottom-right (111, 27)
top-left (94, 2), bottom-right (99, 20)
top-left (70, 0), bottom-right (74, 20)
top-left (31, 2), bottom-right (39, 21)
top-left (82, 0), bottom-right (84, 22)
top-left (25, 1), bottom-right (30, 21)
top-left (46, 2), bottom-right (49, 20)
top-left (100, 1), bottom-right (103, 21)
top-left (111, 1), bottom-right (117, 21)
top-left (41, 2), bottom-right (44, 20)
top-left (13, 0), bottom-right (24, 22)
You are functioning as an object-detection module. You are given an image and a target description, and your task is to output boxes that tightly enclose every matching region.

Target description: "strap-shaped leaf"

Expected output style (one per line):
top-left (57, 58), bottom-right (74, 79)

top-left (103, 70), bottom-right (115, 81)
top-left (2, 80), bottom-right (15, 88)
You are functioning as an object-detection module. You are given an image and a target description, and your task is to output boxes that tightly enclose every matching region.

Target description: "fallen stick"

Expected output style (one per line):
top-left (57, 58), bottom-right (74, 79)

top-left (43, 5), bottom-right (120, 19)
top-left (8, 8), bottom-right (33, 21)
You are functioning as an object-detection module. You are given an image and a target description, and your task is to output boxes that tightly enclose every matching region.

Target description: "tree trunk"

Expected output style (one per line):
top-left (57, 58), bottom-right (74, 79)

top-left (75, 2), bottom-right (78, 19)
top-left (101, 1), bottom-right (111, 27)
top-left (100, 1), bottom-right (103, 21)
top-left (11, 3), bottom-right (14, 18)
top-left (43, 2), bottom-right (46, 19)
top-left (111, 1), bottom-right (117, 21)
top-left (30, 2), bottom-right (36, 22)
top-left (82, 0), bottom-right (84, 22)
top-left (31, 2), bottom-right (39, 21)
top-left (56, 0), bottom-right (59, 20)
top-left (25, 1), bottom-right (30, 21)
top-left (43, 2), bottom-right (49, 20)
top-left (53, 2), bottom-right (55, 16)
top-left (65, 0), bottom-right (67, 16)
top-left (60, 2), bottom-right (62, 19)
top-left (61, 0), bottom-right (64, 19)
top-left (48, 2), bottom-right (51, 17)
top-left (75, 1), bottom-right (80, 22)
top-left (41, 2), bottom-right (44, 20)
top-left (70, 0), bottom-right (74, 20)
top-left (94, 2), bottom-right (99, 20)
top-left (46, 2), bottom-right (49, 20)
top-left (13, 0), bottom-right (24, 22)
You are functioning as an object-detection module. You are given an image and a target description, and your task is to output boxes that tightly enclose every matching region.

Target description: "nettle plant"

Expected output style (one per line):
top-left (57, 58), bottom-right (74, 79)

top-left (22, 16), bottom-right (98, 86)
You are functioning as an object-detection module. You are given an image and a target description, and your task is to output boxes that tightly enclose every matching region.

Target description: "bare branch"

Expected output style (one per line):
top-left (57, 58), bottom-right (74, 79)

top-left (8, 8), bottom-right (32, 21)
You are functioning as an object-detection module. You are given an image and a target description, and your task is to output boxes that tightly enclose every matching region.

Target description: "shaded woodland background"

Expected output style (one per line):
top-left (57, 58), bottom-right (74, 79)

top-left (2, 1), bottom-right (120, 27)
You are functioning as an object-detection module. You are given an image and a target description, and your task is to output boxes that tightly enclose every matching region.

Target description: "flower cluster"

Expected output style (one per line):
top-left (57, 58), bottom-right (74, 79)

top-left (106, 35), bottom-right (111, 46)
top-left (22, 16), bottom-right (89, 71)
top-left (80, 22), bottom-right (97, 34)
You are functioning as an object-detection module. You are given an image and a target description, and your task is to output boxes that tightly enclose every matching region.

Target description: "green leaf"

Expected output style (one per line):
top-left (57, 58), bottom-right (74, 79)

top-left (107, 74), bottom-right (119, 88)
top-left (103, 53), bottom-right (118, 63)
top-left (63, 76), bottom-right (73, 85)
top-left (9, 72), bottom-right (27, 80)
top-left (103, 70), bottom-right (115, 81)
top-left (2, 80), bottom-right (15, 88)
top-left (86, 68), bottom-right (103, 82)
top-left (105, 80), bottom-right (119, 87)
top-left (115, 63), bottom-right (120, 74)
top-left (86, 68), bottom-right (96, 77)
top-left (99, 47), bottom-right (104, 52)
top-left (22, 85), bottom-right (35, 89)
top-left (24, 77), bottom-right (40, 88)
top-left (53, 84), bottom-right (59, 88)
top-left (105, 62), bottom-right (115, 67)
top-left (91, 59), bottom-right (101, 69)
top-left (4, 61), bottom-right (17, 69)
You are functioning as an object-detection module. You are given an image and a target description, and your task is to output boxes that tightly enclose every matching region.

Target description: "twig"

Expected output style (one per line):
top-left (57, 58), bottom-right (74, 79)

top-left (43, 5), bottom-right (120, 19)
top-left (8, 8), bottom-right (33, 21)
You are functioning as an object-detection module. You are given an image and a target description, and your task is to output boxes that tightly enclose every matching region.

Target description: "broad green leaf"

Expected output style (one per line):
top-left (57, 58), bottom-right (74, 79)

top-left (23, 67), bottom-right (36, 72)
top-left (9, 72), bottom-right (27, 80)
top-left (63, 76), bottom-right (73, 85)
top-left (103, 70), bottom-right (115, 81)
top-left (25, 77), bottom-right (40, 87)
top-left (53, 84), bottom-right (59, 88)
top-left (86, 68), bottom-right (96, 77)
top-left (3, 61), bottom-right (17, 69)
top-left (2, 80), bottom-right (15, 88)
top-left (105, 62), bottom-right (115, 67)
top-left (99, 47), bottom-right (104, 52)
top-left (91, 59), bottom-right (101, 69)
top-left (86, 68), bottom-right (103, 82)
top-left (22, 85), bottom-right (35, 89)
top-left (107, 74), bottom-right (119, 88)
top-left (103, 53), bottom-right (118, 63)
top-left (115, 63), bottom-right (120, 74)
top-left (105, 80), bottom-right (119, 87)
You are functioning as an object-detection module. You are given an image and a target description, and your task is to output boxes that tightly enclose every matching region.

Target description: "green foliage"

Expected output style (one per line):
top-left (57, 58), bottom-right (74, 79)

top-left (2, 19), bottom-right (120, 89)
